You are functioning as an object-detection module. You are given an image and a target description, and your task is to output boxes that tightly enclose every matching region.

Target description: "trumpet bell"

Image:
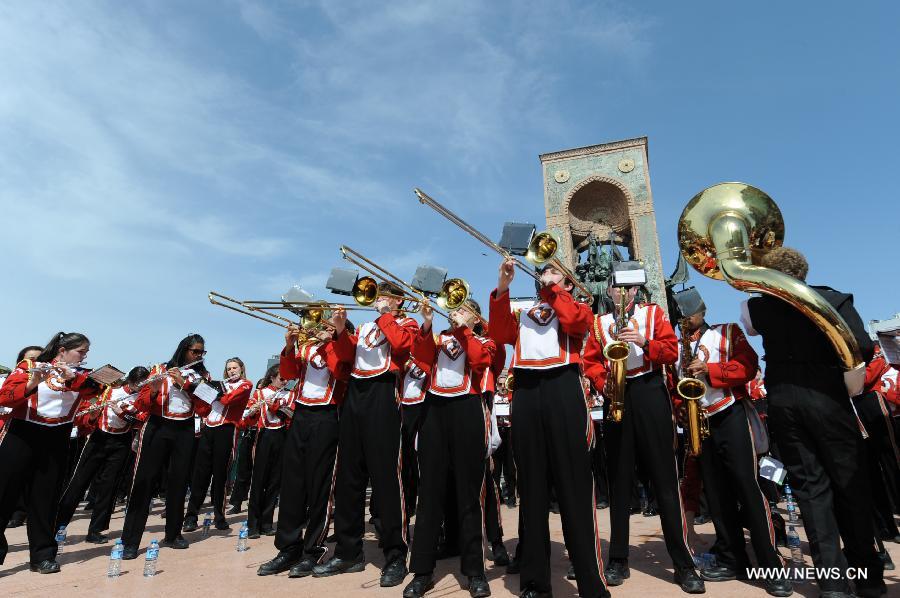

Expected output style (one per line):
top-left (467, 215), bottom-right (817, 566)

top-left (526, 231), bottom-right (560, 265)
top-left (677, 377), bottom-right (707, 401)
top-left (678, 182), bottom-right (784, 281)
top-left (352, 276), bottom-right (379, 307)
top-left (436, 278), bottom-right (470, 311)
top-left (603, 341), bottom-right (630, 362)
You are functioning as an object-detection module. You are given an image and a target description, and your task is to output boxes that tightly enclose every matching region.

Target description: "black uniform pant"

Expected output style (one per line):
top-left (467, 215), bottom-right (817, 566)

top-left (512, 365), bottom-right (608, 597)
top-left (484, 458), bottom-right (503, 544)
top-left (275, 405), bottom-right (339, 559)
top-left (605, 370), bottom-right (694, 571)
top-left (591, 419), bottom-right (609, 502)
top-left (333, 373), bottom-right (407, 564)
top-left (400, 402), bottom-right (425, 520)
top-left (0, 420), bottom-right (71, 565)
top-left (853, 391), bottom-right (900, 539)
top-left (410, 393), bottom-right (487, 576)
top-left (768, 383), bottom-right (883, 595)
top-left (229, 428), bottom-right (256, 508)
top-left (698, 403), bottom-right (783, 571)
top-left (57, 430), bottom-right (131, 535)
top-left (186, 423), bottom-right (237, 524)
top-left (493, 425), bottom-right (516, 499)
top-left (122, 416), bottom-right (194, 548)
top-left (248, 426), bottom-right (286, 533)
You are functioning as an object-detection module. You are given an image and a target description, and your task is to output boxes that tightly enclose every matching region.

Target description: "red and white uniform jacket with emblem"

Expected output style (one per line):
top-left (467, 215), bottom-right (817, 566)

top-left (134, 364), bottom-right (212, 420)
top-left (489, 284), bottom-right (592, 370)
top-left (244, 386), bottom-right (291, 430)
top-left (478, 342), bottom-right (507, 396)
top-left (280, 340), bottom-right (351, 406)
top-left (412, 326), bottom-right (496, 398)
top-left (334, 313), bottom-right (419, 379)
top-left (400, 360), bottom-right (429, 405)
top-left (0, 360), bottom-right (101, 426)
top-left (80, 385), bottom-right (140, 434)
top-left (880, 367), bottom-right (900, 407)
top-left (672, 323), bottom-right (758, 415)
top-left (203, 378), bottom-right (252, 427)
top-left (583, 302), bottom-right (678, 392)
top-left (0, 373), bottom-right (11, 429)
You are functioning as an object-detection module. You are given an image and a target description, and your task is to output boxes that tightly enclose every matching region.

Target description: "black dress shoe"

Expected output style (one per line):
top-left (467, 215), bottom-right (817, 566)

top-left (261, 527), bottom-right (276, 536)
top-left (764, 578), bottom-right (793, 597)
top-left (693, 514), bottom-right (709, 525)
top-left (566, 564), bottom-right (576, 580)
top-left (248, 529), bottom-right (261, 540)
top-left (257, 552), bottom-right (300, 576)
top-left (489, 542), bottom-right (510, 567)
top-left (380, 557), bottom-right (408, 587)
top-left (288, 558), bottom-right (317, 578)
top-left (506, 496), bottom-right (517, 508)
top-left (520, 587), bottom-right (553, 598)
top-left (698, 565), bottom-right (737, 581)
top-left (123, 546), bottom-right (139, 560)
top-left (30, 560), bottom-right (61, 574)
top-left (674, 568), bottom-right (706, 594)
top-left (182, 519), bottom-right (199, 532)
top-left (642, 507), bottom-right (658, 517)
top-left (8, 517), bottom-right (25, 528)
top-left (506, 557), bottom-right (521, 574)
top-left (214, 520), bottom-right (230, 531)
top-left (403, 574), bottom-right (435, 598)
top-left (596, 500), bottom-right (609, 509)
top-left (468, 574), bottom-right (491, 597)
top-left (161, 534), bottom-right (189, 549)
top-left (85, 532), bottom-right (108, 544)
top-left (227, 504), bottom-right (242, 515)
top-left (312, 555), bottom-right (365, 577)
top-left (604, 560), bottom-right (630, 586)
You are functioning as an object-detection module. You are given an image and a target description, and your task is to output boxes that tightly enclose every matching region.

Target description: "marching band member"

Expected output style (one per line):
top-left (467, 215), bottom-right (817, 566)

top-left (400, 358), bottom-right (429, 521)
top-left (258, 315), bottom-right (350, 578)
top-left (121, 334), bottom-right (212, 558)
top-left (0, 332), bottom-right (97, 574)
top-left (489, 258), bottom-right (610, 598)
top-left (492, 370), bottom-right (516, 508)
top-left (184, 358), bottom-right (253, 532)
top-left (227, 380), bottom-right (260, 515)
top-left (245, 365), bottom-right (289, 539)
top-left (0, 346), bottom-right (42, 532)
top-left (56, 366), bottom-right (149, 544)
top-left (481, 339), bottom-right (510, 568)
top-left (741, 247), bottom-right (884, 597)
top-left (403, 299), bottom-right (494, 598)
top-left (312, 282), bottom-right (418, 587)
top-left (673, 289), bottom-right (791, 596)
top-left (582, 270), bottom-right (704, 594)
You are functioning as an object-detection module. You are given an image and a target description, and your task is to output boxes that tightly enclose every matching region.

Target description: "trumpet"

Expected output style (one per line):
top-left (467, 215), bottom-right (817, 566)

top-left (414, 188), bottom-right (594, 305)
top-left (677, 318), bottom-right (708, 457)
top-left (603, 291), bottom-right (628, 423)
top-left (339, 245), bottom-right (451, 319)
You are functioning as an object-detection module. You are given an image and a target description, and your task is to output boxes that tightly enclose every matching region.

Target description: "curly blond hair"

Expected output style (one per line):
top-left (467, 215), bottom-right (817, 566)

top-left (761, 247), bottom-right (808, 281)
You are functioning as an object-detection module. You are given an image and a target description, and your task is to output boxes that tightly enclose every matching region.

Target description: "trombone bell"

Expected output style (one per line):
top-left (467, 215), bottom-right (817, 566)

top-left (352, 276), bottom-right (379, 307)
top-left (436, 278), bottom-right (469, 311)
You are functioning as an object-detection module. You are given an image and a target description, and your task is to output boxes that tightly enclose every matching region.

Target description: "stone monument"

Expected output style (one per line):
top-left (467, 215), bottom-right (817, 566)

top-left (539, 137), bottom-right (667, 314)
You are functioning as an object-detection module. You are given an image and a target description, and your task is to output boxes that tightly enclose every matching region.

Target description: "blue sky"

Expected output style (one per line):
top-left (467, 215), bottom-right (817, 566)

top-left (1, 1), bottom-right (897, 381)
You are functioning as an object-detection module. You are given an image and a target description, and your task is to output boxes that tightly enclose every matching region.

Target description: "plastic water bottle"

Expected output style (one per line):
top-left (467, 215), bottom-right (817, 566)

top-left (237, 521), bottom-right (249, 552)
top-left (107, 540), bottom-right (124, 577)
top-left (786, 526), bottom-right (804, 582)
top-left (785, 485), bottom-right (800, 525)
top-left (202, 512), bottom-right (213, 537)
top-left (143, 539), bottom-right (159, 577)
top-left (55, 526), bottom-right (67, 555)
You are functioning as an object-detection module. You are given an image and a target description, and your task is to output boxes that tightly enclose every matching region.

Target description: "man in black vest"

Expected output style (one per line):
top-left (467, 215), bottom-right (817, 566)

top-left (742, 247), bottom-right (884, 598)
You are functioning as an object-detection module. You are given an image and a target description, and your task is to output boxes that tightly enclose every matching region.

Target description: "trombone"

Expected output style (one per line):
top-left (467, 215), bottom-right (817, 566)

top-left (208, 292), bottom-right (330, 342)
top-left (414, 188), bottom-right (594, 305)
top-left (339, 245), bottom-right (451, 319)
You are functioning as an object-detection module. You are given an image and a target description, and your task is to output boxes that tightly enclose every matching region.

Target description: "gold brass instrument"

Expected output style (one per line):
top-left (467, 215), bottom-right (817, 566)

top-left (677, 319), bottom-right (709, 457)
top-left (678, 182), bottom-right (865, 379)
top-left (208, 292), bottom-right (323, 345)
top-left (339, 245), bottom-right (451, 319)
top-left (414, 188), bottom-right (594, 305)
top-left (603, 291), bottom-right (628, 423)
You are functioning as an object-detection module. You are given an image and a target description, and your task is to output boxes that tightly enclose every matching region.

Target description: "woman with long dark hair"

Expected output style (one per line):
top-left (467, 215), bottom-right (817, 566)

top-left (183, 357), bottom-right (252, 532)
top-left (121, 334), bottom-right (212, 559)
top-left (0, 332), bottom-right (98, 574)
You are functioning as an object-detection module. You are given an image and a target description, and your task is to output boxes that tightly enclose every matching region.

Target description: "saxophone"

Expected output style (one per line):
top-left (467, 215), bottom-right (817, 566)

top-left (602, 292), bottom-right (629, 423)
top-left (677, 319), bottom-right (709, 456)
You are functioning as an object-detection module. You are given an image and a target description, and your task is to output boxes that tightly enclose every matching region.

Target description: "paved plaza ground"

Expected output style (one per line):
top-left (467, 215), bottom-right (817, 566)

top-left (2, 498), bottom-right (897, 597)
